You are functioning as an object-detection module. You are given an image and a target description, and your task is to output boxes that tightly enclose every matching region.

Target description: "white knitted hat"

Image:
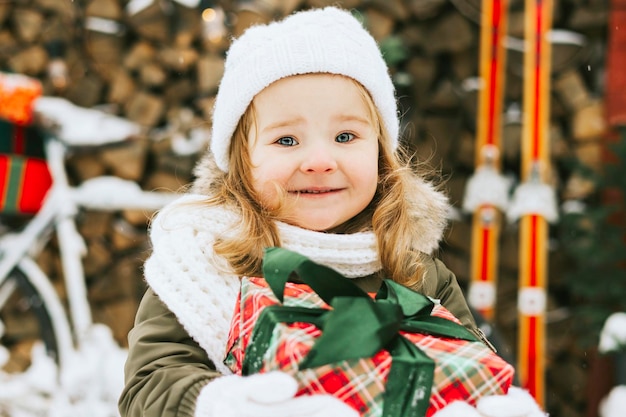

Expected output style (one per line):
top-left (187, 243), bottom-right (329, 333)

top-left (210, 6), bottom-right (400, 172)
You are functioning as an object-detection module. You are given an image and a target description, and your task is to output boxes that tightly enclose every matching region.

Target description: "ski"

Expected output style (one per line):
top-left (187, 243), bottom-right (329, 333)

top-left (511, 0), bottom-right (557, 406)
top-left (463, 0), bottom-right (509, 321)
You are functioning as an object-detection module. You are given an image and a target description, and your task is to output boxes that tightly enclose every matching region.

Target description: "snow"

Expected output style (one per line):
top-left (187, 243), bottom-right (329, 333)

top-left (599, 386), bottom-right (626, 417)
top-left (0, 324), bottom-right (126, 417)
top-left (596, 312), bottom-right (626, 417)
top-left (72, 176), bottom-right (178, 210)
top-left (33, 97), bottom-right (142, 147)
top-left (462, 163), bottom-right (512, 213)
top-left (507, 180), bottom-right (559, 223)
top-left (32, 95), bottom-right (210, 157)
top-left (598, 312), bottom-right (626, 354)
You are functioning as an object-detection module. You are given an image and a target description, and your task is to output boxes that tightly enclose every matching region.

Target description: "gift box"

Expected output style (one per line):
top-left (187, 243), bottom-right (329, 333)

top-left (0, 73), bottom-right (51, 215)
top-left (0, 154), bottom-right (52, 215)
top-left (0, 119), bottom-right (51, 215)
top-left (0, 119), bottom-right (46, 157)
top-left (225, 248), bottom-right (515, 417)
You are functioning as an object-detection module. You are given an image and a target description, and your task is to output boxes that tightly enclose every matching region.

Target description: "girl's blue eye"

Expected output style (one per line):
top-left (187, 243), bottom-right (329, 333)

top-left (336, 132), bottom-right (355, 143)
top-left (276, 136), bottom-right (298, 146)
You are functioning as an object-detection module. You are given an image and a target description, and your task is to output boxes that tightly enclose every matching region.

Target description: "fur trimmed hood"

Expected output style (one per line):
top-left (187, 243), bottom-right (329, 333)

top-left (190, 150), bottom-right (450, 255)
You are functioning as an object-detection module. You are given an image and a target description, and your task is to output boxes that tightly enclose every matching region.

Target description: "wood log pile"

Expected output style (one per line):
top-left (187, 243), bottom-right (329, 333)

top-left (0, 0), bottom-right (612, 416)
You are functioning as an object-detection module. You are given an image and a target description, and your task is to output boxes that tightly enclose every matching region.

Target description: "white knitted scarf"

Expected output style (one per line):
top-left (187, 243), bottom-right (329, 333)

top-left (145, 194), bottom-right (384, 373)
top-left (144, 191), bottom-right (446, 374)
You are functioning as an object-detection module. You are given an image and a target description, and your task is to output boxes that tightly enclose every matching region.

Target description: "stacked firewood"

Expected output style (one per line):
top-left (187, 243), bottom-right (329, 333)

top-left (0, 0), bottom-right (612, 415)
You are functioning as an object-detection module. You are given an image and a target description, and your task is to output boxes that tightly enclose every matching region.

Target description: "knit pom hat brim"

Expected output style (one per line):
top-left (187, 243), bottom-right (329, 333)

top-left (210, 6), bottom-right (399, 172)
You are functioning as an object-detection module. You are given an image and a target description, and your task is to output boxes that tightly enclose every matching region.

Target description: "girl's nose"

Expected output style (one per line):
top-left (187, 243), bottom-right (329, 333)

top-left (300, 142), bottom-right (338, 173)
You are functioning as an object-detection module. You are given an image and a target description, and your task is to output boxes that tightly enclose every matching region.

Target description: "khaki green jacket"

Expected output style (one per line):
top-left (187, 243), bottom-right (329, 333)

top-left (119, 257), bottom-right (480, 417)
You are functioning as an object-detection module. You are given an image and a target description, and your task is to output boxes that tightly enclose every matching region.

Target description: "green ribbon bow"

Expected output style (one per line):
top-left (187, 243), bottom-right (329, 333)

top-left (242, 247), bottom-right (478, 417)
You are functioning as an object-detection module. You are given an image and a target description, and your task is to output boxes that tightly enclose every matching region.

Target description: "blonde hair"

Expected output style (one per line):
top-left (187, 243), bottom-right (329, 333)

top-left (206, 77), bottom-right (431, 288)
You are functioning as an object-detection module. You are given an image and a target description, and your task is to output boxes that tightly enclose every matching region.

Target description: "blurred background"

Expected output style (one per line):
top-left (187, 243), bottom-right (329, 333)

top-left (0, 0), bottom-right (623, 417)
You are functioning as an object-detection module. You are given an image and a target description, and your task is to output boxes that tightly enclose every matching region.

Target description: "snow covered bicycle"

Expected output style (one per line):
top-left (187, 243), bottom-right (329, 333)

top-left (0, 95), bottom-right (179, 415)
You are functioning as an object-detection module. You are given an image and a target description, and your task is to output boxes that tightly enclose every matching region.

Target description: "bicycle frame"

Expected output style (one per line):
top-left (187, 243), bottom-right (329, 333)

top-left (0, 131), bottom-right (178, 376)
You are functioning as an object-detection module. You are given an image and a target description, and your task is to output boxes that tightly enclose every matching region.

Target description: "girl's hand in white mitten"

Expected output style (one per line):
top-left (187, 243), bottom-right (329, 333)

top-left (432, 387), bottom-right (547, 417)
top-left (475, 386), bottom-right (547, 417)
top-left (195, 371), bottom-right (359, 417)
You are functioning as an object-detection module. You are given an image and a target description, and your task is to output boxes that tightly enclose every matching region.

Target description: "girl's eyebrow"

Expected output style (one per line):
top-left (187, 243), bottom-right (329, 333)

top-left (333, 114), bottom-right (371, 126)
top-left (261, 117), bottom-right (306, 133)
top-left (260, 114), bottom-right (371, 134)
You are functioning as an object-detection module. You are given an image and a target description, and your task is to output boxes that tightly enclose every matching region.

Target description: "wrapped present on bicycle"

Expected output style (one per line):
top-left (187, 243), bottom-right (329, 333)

top-left (0, 72), bottom-right (51, 216)
top-left (225, 247), bottom-right (515, 417)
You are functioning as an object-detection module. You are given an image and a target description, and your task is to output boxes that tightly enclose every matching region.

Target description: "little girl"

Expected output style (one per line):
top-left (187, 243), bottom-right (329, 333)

top-left (119, 6), bottom-right (485, 417)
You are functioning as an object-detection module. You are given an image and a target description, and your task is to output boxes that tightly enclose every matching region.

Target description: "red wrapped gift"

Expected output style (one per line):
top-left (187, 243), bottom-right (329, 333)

top-left (225, 248), bottom-right (515, 417)
top-left (0, 117), bottom-right (51, 215)
top-left (0, 154), bottom-right (52, 215)
top-left (0, 73), bottom-right (50, 215)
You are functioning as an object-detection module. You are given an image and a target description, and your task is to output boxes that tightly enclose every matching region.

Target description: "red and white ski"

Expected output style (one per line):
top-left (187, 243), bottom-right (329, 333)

top-left (508, 0), bottom-right (557, 406)
top-left (463, 0), bottom-right (510, 321)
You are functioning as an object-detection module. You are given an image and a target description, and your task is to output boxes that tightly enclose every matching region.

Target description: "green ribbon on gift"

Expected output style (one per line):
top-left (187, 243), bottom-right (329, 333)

top-left (242, 247), bottom-right (478, 417)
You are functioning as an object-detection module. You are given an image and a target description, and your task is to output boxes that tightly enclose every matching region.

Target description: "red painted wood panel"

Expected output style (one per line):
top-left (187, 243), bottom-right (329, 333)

top-left (606, 0), bottom-right (626, 126)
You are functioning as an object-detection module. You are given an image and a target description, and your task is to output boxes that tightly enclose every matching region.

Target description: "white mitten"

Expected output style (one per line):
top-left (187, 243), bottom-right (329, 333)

top-left (431, 400), bottom-right (482, 417)
top-left (476, 386), bottom-right (547, 417)
top-left (195, 371), bottom-right (359, 417)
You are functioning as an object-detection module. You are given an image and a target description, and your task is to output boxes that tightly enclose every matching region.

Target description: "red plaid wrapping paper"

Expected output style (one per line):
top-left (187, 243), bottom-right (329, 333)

top-left (225, 277), bottom-right (515, 417)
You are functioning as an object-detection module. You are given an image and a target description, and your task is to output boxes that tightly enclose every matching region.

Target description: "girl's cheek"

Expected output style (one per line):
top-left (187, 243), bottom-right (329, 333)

top-left (251, 174), bottom-right (277, 201)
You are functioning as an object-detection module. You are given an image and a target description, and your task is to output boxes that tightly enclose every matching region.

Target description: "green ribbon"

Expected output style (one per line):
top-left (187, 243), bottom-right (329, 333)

top-left (242, 247), bottom-right (478, 417)
top-left (0, 156), bottom-right (26, 212)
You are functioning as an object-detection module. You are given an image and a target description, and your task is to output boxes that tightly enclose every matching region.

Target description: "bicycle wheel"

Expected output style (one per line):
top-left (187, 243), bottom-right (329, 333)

top-left (0, 268), bottom-right (59, 370)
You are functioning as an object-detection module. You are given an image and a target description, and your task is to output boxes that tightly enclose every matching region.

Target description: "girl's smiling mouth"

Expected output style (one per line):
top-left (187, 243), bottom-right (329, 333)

top-left (289, 188), bottom-right (342, 195)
